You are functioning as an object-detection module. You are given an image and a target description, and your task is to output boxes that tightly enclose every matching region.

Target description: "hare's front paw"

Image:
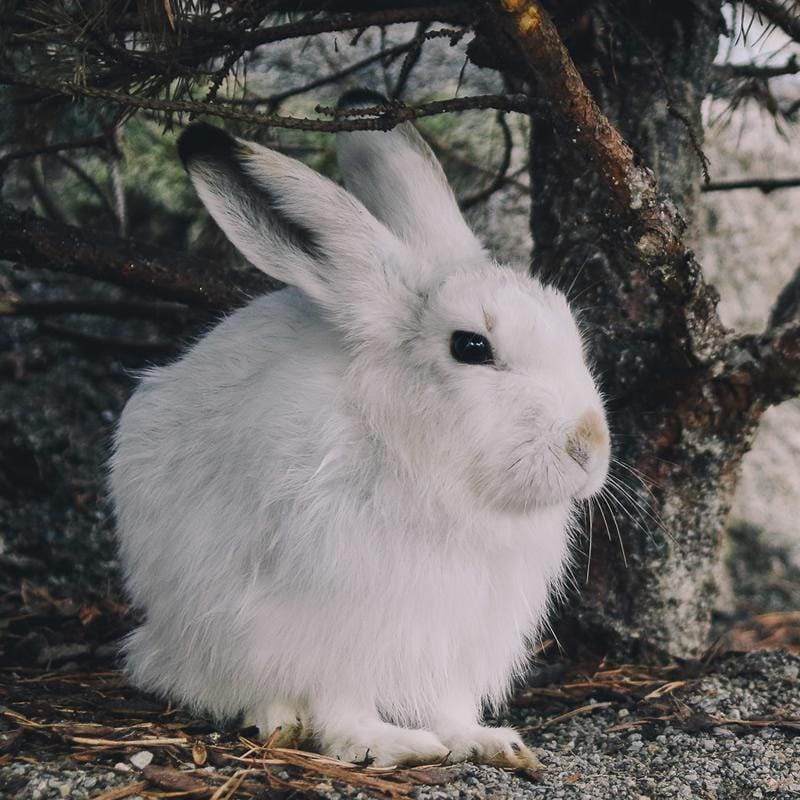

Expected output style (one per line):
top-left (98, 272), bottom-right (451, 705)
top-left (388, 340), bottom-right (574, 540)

top-left (322, 722), bottom-right (449, 767)
top-left (439, 725), bottom-right (542, 770)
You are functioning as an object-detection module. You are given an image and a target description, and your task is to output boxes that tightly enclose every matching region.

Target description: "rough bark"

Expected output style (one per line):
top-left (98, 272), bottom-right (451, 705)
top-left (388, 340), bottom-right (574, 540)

top-left (514, 0), bottom-right (772, 659)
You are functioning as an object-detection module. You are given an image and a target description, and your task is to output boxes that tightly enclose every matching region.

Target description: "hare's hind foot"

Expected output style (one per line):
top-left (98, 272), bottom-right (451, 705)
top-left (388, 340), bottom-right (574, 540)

top-left (245, 701), bottom-right (311, 749)
top-left (438, 725), bottom-right (543, 770)
top-left (320, 716), bottom-right (449, 767)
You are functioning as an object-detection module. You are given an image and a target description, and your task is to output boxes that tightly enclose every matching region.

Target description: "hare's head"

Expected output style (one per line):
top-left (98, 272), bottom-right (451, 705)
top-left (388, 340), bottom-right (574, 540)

top-left (178, 93), bottom-right (609, 512)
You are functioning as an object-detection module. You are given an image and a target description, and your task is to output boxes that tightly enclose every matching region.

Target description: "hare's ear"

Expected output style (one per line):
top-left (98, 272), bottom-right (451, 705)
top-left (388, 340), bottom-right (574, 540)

top-left (335, 90), bottom-right (485, 269)
top-left (178, 123), bottom-right (408, 333)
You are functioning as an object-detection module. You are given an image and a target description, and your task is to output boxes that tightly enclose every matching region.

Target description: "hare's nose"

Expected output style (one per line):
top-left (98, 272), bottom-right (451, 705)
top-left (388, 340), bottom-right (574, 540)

top-left (565, 409), bottom-right (609, 470)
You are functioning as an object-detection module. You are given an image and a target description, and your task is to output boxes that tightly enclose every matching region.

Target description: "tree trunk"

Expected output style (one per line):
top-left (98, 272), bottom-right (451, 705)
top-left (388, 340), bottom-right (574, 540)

top-left (529, 0), bottom-right (765, 659)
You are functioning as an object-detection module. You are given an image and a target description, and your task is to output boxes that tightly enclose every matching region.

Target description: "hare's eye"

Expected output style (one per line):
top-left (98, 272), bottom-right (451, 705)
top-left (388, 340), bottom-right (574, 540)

top-left (450, 331), bottom-right (494, 365)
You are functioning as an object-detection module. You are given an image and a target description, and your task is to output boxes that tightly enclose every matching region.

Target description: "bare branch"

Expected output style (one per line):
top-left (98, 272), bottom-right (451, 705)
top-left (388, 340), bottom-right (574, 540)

top-left (0, 136), bottom-right (110, 172)
top-left (712, 54), bottom-right (799, 80)
top-left (391, 22), bottom-right (430, 100)
top-left (703, 176), bottom-right (800, 193)
top-left (734, 266), bottom-right (800, 405)
top-left (229, 41), bottom-right (416, 109)
top-left (769, 265), bottom-right (800, 330)
top-left (0, 202), bottom-right (274, 311)
top-left (0, 296), bottom-right (192, 324)
top-left (228, 5), bottom-right (475, 51)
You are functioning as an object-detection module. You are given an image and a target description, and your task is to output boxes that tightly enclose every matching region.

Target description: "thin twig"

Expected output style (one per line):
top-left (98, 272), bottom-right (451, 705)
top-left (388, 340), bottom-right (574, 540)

top-left (0, 135), bottom-right (109, 171)
top-left (460, 111), bottom-right (514, 209)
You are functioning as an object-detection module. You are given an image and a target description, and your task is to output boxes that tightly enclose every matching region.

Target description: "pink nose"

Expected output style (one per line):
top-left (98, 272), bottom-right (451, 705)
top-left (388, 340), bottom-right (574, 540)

top-left (565, 409), bottom-right (609, 469)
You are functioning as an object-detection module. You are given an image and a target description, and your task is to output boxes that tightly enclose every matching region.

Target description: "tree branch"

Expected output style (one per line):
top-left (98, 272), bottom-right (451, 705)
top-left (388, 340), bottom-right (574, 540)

top-left (0, 296), bottom-right (192, 324)
top-left (769, 264), bottom-right (800, 330)
top-left (712, 54), bottom-right (799, 80)
top-left (0, 202), bottom-right (274, 311)
top-left (745, 0), bottom-right (800, 43)
top-left (492, 0), bottom-right (684, 260)
top-left (0, 135), bottom-right (110, 172)
top-left (735, 265), bottom-right (800, 405)
top-left (230, 41), bottom-right (416, 109)
top-left (0, 73), bottom-right (534, 131)
top-left (702, 176), bottom-right (800, 193)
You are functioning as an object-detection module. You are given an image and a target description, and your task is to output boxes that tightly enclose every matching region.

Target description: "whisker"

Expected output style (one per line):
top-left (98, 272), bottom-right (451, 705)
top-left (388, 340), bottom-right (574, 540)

top-left (598, 489), bottom-right (628, 567)
top-left (604, 473), bottom-right (675, 543)
top-left (585, 498), bottom-right (594, 583)
top-left (594, 492), bottom-right (613, 544)
top-left (565, 255), bottom-right (591, 300)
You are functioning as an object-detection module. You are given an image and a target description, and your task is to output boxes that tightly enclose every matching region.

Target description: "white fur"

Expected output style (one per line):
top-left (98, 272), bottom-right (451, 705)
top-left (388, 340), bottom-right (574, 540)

top-left (109, 120), bottom-right (610, 767)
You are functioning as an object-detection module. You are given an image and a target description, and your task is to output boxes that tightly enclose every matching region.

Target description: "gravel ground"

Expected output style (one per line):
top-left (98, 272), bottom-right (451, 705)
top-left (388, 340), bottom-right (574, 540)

top-left (2, 650), bottom-right (799, 799)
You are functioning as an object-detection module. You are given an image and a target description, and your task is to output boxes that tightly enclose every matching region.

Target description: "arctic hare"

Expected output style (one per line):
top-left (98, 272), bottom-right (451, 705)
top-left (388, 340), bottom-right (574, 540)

top-left (110, 90), bottom-right (610, 769)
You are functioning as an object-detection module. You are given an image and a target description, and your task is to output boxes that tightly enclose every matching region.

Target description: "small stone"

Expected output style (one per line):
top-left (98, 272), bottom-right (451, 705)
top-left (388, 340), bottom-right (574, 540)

top-left (130, 750), bottom-right (154, 770)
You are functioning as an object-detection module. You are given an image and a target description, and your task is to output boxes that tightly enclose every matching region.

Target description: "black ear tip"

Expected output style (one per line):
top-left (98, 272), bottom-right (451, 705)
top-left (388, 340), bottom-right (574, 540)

top-left (177, 122), bottom-right (238, 168)
top-left (337, 88), bottom-right (389, 110)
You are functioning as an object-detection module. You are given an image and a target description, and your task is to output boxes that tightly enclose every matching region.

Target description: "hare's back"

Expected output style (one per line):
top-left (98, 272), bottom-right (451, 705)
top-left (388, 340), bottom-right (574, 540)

top-left (124, 287), bottom-right (342, 431)
top-left (111, 288), bottom-right (346, 554)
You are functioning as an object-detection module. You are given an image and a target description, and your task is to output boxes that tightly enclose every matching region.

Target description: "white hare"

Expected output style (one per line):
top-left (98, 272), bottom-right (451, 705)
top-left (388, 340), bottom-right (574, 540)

top-left (109, 90), bottom-right (610, 769)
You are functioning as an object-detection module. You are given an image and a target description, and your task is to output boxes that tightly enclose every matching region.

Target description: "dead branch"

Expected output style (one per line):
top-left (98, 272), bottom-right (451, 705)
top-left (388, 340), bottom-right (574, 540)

top-left (0, 296), bottom-right (192, 324)
top-left (0, 135), bottom-right (110, 172)
top-left (702, 176), bottom-right (800, 193)
top-left (769, 265), bottom-right (800, 330)
top-left (735, 265), bottom-right (800, 404)
top-left (712, 54), bottom-right (799, 80)
top-left (0, 72), bottom-right (534, 131)
top-left (217, 5), bottom-right (475, 51)
top-left (745, 0), bottom-right (800, 43)
top-left (0, 202), bottom-right (274, 311)
top-left (231, 41), bottom-right (416, 109)
top-left (391, 22), bottom-right (430, 100)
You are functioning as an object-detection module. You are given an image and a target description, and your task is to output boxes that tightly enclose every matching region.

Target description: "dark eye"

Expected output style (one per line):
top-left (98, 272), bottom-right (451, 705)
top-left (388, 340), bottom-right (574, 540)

top-left (450, 330), bottom-right (494, 365)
